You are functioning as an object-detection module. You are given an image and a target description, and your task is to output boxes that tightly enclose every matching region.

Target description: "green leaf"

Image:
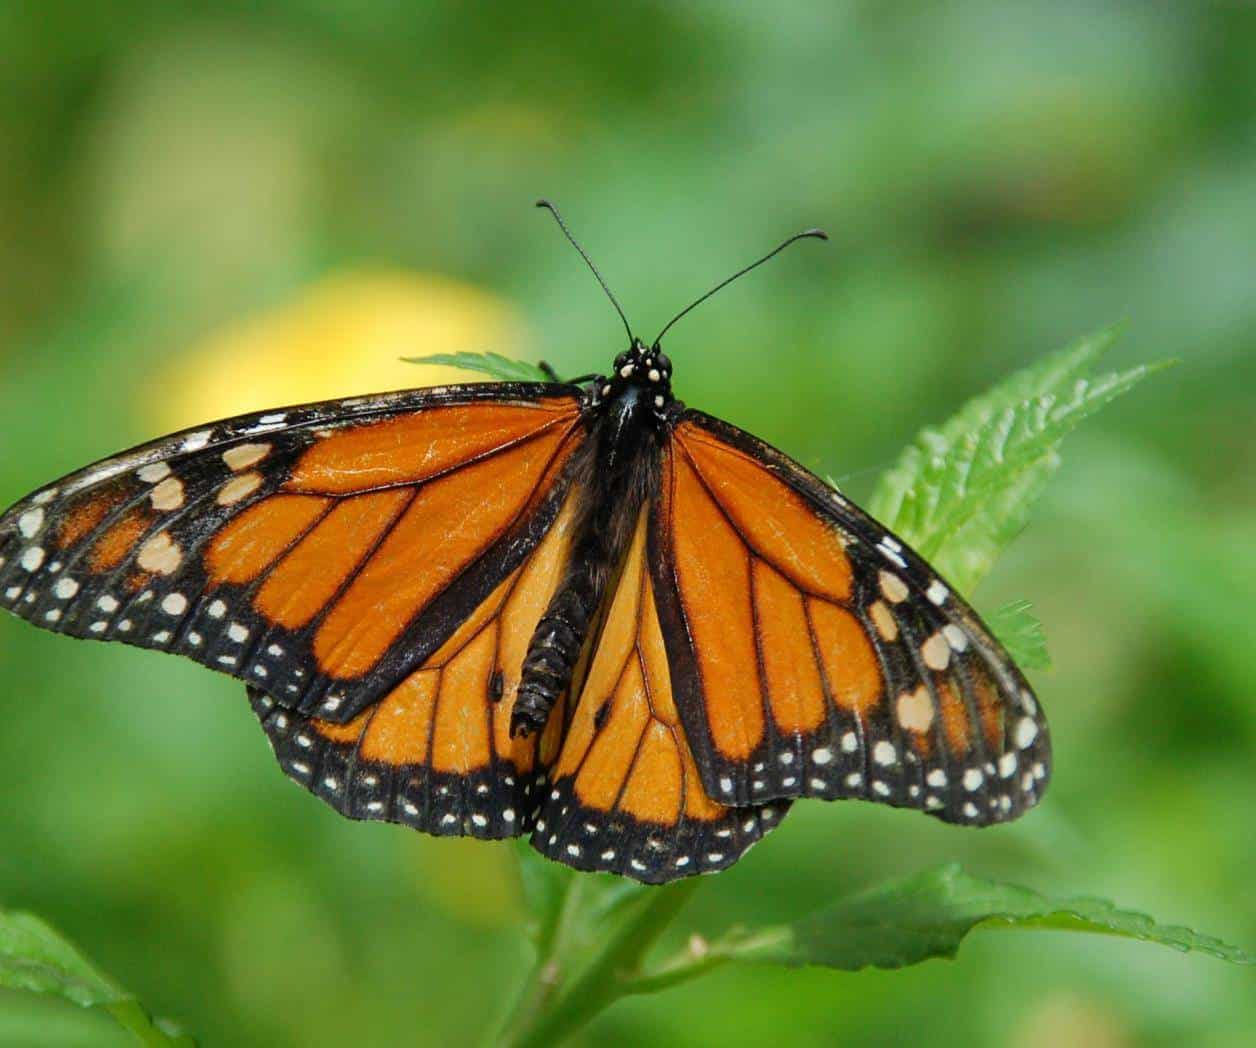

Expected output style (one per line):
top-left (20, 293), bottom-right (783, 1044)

top-left (401, 351), bottom-right (551, 383)
top-left (986, 599), bottom-right (1052, 670)
top-left (0, 911), bottom-right (123, 1010)
top-left (868, 327), bottom-right (1165, 595)
top-left (0, 909), bottom-right (184, 1045)
top-left (742, 865), bottom-right (1256, 972)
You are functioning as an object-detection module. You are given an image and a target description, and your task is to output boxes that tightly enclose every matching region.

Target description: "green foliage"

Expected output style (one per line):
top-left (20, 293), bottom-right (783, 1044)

top-left (986, 600), bottom-right (1052, 671)
top-left (402, 351), bottom-right (552, 383)
top-left (0, 909), bottom-right (186, 1045)
top-left (868, 327), bottom-right (1165, 595)
top-left (759, 865), bottom-right (1256, 970)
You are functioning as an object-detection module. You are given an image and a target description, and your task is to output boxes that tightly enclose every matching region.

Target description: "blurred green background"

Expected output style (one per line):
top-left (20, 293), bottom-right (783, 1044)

top-left (2, 2), bottom-right (1255, 1045)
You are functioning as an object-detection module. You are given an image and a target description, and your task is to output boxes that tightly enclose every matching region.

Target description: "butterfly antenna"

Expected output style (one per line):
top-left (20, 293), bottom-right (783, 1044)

top-left (536, 199), bottom-right (635, 343)
top-left (652, 228), bottom-right (828, 346)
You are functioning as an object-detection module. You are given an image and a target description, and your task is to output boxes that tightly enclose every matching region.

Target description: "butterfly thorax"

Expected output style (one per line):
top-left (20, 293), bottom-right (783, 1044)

top-left (510, 355), bottom-right (668, 739)
top-left (591, 338), bottom-right (674, 416)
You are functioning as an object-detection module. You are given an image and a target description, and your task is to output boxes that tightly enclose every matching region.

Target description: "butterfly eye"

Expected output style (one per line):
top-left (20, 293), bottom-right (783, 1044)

top-left (655, 353), bottom-right (672, 376)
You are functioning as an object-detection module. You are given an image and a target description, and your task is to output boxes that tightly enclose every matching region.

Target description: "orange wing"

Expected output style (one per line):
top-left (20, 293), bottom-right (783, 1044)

top-left (248, 485), bottom-right (583, 838)
top-left (530, 507), bottom-right (788, 882)
top-left (650, 412), bottom-right (1050, 827)
top-left (0, 385), bottom-right (586, 725)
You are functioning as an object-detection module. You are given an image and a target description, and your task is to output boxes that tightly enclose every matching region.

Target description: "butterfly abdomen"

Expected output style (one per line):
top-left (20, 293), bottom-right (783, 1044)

top-left (513, 574), bottom-right (598, 736)
top-left (510, 384), bottom-right (664, 738)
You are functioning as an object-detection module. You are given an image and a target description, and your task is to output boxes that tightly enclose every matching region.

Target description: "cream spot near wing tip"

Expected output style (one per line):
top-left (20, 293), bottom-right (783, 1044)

top-left (217, 471), bottom-right (263, 506)
top-left (896, 685), bottom-right (934, 733)
top-left (222, 442), bottom-right (272, 472)
top-left (1015, 716), bottom-right (1039, 748)
top-left (150, 476), bottom-right (185, 511)
top-left (137, 531), bottom-right (181, 575)
top-left (137, 462), bottom-right (171, 483)
top-left (879, 570), bottom-right (908, 603)
top-left (921, 632), bottom-right (950, 671)
top-left (869, 599), bottom-right (898, 641)
top-left (17, 508), bottom-right (44, 538)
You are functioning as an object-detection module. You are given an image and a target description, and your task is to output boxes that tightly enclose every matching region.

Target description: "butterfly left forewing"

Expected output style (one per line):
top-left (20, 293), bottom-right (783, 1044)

top-left (651, 412), bottom-right (1050, 826)
top-left (530, 507), bottom-right (788, 883)
top-left (0, 385), bottom-right (585, 725)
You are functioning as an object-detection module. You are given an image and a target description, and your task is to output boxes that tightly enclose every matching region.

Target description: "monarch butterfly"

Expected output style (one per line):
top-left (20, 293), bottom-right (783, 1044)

top-left (0, 203), bottom-right (1048, 883)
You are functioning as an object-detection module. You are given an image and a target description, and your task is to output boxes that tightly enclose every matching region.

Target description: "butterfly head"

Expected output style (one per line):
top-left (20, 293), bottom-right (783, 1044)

top-left (600, 338), bottom-right (673, 412)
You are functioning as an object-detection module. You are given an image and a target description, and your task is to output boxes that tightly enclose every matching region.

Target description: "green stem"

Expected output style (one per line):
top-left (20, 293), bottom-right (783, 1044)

top-left (495, 874), bottom-right (588, 1046)
top-left (103, 1000), bottom-right (179, 1046)
top-left (623, 926), bottom-right (793, 996)
top-left (501, 878), bottom-right (702, 1048)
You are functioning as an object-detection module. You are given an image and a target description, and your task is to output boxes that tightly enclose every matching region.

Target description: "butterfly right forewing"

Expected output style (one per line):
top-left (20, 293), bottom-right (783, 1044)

top-left (649, 411), bottom-right (1050, 824)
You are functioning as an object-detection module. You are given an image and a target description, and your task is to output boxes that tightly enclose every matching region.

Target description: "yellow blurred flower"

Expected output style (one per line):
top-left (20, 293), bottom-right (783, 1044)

top-left (153, 268), bottom-right (528, 430)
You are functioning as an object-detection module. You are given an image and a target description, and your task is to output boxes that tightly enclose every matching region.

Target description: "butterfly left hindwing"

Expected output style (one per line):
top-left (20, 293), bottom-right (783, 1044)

top-left (245, 483), bottom-right (586, 839)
